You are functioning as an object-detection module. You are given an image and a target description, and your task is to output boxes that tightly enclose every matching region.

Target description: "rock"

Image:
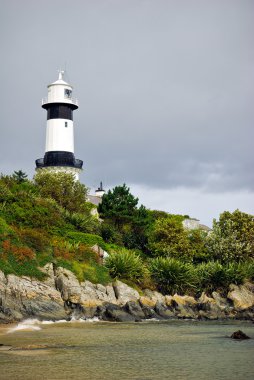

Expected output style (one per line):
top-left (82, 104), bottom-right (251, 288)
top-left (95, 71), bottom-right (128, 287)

top-left (22, 299), bottom-right (67, 320)
top-left (155, 302), bottom-right (175, 319)
top-left (139, 296), bottom-right (157, 308)
top-left (228, 283), bottom-right (254, 311)
top-left (55, 267), bottom-right (81, 303)
top-left (165, 295), bottom-right (174, 307)
top-left (197, 292), bottom-right (225, 320)
top-left (212, 292), bottom-right (228, 309)
top-left (0, 269), bottom-right (67, 322)
top-left (172, 294), bottom-right (197, 307)
top-left (105, 285), bottom-right (117, 304)
top-left (125, 301), bottom-right (145, 319)
top-left (79, 281), bottom-right (102, 307)
top-left (143, 289), bottom-right (165, 304)
top-left (39, 263), bottom-right (56, 288)
top-left (113, 281), bottom-right (139, 305)
top-left (198, 292), bottom-right (215, 305)
top-left (141, 306), bottom-right (160, 319)
top-left (103, 304), bottom-right (137, 322)
top-left (231, 330), bottom-right (250, 340)
top-left (166, 294), bottom-right (197, 319)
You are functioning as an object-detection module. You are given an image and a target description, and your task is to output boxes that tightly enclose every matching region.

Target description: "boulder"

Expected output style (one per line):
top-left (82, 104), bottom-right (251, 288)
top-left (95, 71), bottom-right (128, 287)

top-left (155, 302), bottom-right (175, 319)
top-left (227, 283), bottom-right (254, 311)
top-left (103, 304), bottom-right (137, 322)
top-left (231, 330), bottom-right (250, 340)
top-left (106, 285), bottom-right (117, 304)
top-left (79, 281), bottom-right (102, 307)
top-left (197, 292), bottom-right (225, 320)
top-left (141, 306), bottom-right (160, 319)
top-left (113, 281), bottom-right (139, 305)
top-left (143, 289), bottom-right (165, 304)
top-left (172, 294), bottom-right (197, 307)
top-left (125, 301), bottom-right (145, 319)
top-left (39, 263), bottom-right (56, 288)
top-left (22, 299), bottom-right (67, 320)
top-left (55, 267), bottom-right (81, 303)
top-left (139, 296), bottom-right (157, 308)
top-left (0, 270), bottom-right (67, 321)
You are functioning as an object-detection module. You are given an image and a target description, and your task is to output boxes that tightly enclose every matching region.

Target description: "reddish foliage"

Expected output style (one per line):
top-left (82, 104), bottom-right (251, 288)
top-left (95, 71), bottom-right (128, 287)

top-left (53, 247), bottom-right (73, 260)
top-left (1, 240), bottom-right (35, 262)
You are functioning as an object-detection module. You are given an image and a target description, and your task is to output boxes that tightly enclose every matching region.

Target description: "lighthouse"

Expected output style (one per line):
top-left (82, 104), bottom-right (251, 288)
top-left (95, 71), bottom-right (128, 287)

top-left (35, 71), bottom-right (83, 179)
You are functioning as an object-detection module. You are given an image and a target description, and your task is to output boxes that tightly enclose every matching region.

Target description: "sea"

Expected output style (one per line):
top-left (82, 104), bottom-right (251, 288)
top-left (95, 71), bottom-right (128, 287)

top-left (0, 319), bottom-right (253, 380)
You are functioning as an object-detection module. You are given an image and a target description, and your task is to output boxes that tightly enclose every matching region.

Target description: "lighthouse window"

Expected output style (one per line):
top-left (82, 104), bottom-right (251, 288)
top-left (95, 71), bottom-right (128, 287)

top-left (47, 105), bottom-right (73, 120)
top-left (65, 122), bottom-right (68, 128)
top-left (64, 89), bottom-right (72, 99)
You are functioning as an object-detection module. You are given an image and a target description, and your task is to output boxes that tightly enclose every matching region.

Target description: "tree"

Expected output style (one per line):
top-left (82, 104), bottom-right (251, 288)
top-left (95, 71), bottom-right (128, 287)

top-left (206, 210), bottom-right (254, 263)
top-left (148, 216), bottom-right (192, 260)
top-left (34, 171), bottom-right (89, 213)
top-left (12, 170), bottom-right (28, 183)
top-left (98, 184), bottom-right (139, 228)
top-left (188, 229), bottom-right (208, 264)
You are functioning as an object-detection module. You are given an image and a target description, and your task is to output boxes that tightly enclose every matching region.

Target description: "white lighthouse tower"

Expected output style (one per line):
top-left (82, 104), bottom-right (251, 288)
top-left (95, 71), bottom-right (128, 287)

top-left (35, 71), bottom-right (83, 179)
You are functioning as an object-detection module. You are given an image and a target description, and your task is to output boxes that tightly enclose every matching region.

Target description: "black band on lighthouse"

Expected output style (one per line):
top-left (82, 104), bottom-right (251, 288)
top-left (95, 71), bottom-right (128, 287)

top-left (36, 151), bottom-right (83, 169)
top-left (46, 104), bottom-right (73, 120)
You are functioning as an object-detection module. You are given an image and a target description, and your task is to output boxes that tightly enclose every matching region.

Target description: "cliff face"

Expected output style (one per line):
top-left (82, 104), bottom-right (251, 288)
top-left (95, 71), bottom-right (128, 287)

top-left (0, 265), bottom-right (254, 323)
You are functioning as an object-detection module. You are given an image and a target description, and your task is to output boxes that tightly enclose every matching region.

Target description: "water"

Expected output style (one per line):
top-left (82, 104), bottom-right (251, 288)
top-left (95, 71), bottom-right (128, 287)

top-left (0, 319), bottom-right (253, 380)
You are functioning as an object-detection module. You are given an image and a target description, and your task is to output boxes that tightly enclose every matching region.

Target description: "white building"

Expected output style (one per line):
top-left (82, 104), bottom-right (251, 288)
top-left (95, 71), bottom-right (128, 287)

top-left (35, 71), bottom-right (83, 179)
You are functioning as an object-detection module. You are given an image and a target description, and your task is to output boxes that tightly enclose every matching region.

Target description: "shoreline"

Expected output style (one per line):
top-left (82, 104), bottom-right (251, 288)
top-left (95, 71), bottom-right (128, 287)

top-left (1, 265), bottom-right (254, 324)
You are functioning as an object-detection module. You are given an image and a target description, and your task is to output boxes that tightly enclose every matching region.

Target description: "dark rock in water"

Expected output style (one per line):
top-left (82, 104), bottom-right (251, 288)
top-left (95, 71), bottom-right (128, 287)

top-left (231, 330), bottom-right (250, 340)
top-left (104, 304), bottom-right (137, 322)
top-left (140, 306), bottom-right (160, 320)
top-left (125, 301), bottom-right (145, 319)
top-left (22, 299), bottom-right (67, 321)
top-left (155, 302), bottom-right (174, 319)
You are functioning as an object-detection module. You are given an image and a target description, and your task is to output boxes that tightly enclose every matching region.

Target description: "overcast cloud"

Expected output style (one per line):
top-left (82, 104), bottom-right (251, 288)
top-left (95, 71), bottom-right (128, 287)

top-left (1, 0), bottom-right (253, 226)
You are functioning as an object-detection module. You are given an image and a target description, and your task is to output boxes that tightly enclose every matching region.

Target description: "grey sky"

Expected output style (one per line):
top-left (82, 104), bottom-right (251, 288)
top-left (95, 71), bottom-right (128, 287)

top-left (1, 0), bottom-right (253, 226)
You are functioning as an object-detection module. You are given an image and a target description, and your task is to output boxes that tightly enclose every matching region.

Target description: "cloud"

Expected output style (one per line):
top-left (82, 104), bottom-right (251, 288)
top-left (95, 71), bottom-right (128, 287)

top-left (0, 0), bottom-right (253, 222)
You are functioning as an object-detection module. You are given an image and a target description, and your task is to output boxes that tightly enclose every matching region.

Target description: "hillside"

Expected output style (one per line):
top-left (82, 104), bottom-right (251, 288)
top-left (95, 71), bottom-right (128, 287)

top-left (0, 171), bottom-right (254, 297)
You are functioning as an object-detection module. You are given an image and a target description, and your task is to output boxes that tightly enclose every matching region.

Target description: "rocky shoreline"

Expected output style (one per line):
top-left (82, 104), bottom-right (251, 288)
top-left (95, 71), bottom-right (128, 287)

top-left (1, 264), bottom-right (254, 323)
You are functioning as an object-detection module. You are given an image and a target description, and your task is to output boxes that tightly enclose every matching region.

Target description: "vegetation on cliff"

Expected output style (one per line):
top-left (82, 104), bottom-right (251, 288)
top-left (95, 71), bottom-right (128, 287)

top-left (0, 171), bottom-right (254, 295)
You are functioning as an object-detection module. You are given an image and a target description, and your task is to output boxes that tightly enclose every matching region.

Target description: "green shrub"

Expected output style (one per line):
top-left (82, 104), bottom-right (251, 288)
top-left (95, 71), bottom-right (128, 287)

top-left (100, 223), bottom-right (123, 244)
top-left (0, 217), bottom-right (16, 240)
top-left (66, 232), bottom-right (107, 250)
top-left (81, 261), bottom-right (111, 284)
top-left (149, 257), bottom-right (196, 295)
top-left (54, 259), bottom-right (111, 284)
top-left (63, 210), bottom-right (100, 234)
top-left (0, 182), bottom-right (13, 202)
top-left (195, 261), bottom-right (251, 294)
top-left (242, 260), bottom-right (254, 281)
top-left (105, 249), bottom-right (146, 283)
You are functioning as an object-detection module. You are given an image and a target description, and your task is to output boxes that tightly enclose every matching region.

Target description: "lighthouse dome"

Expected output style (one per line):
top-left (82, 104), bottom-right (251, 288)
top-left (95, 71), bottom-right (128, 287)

top-left (42, 71), bottom-right (78, 109)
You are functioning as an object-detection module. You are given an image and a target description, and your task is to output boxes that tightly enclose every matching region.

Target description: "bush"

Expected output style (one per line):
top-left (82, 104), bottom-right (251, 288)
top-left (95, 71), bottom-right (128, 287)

top-left (242, 260), bottom-right (254, 281)
top-left (54, 259), bottom-right (111, 284)
top-left (0, 217), bottom-right (16, 241)
top-left (66, 232), bottom-right (107, 250)
top-left (194, 261), bottom-right (251, 294)
top-left (149, 257), bottom-right (196, 295)
top-left (105, 249), bottom-right (146, 283)
top-left (63, 210), bottom-right (100, 234)
top-left (148, 217), bottom-right (192, 261)
top-left (100, 223), bottom-right (123, 244)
